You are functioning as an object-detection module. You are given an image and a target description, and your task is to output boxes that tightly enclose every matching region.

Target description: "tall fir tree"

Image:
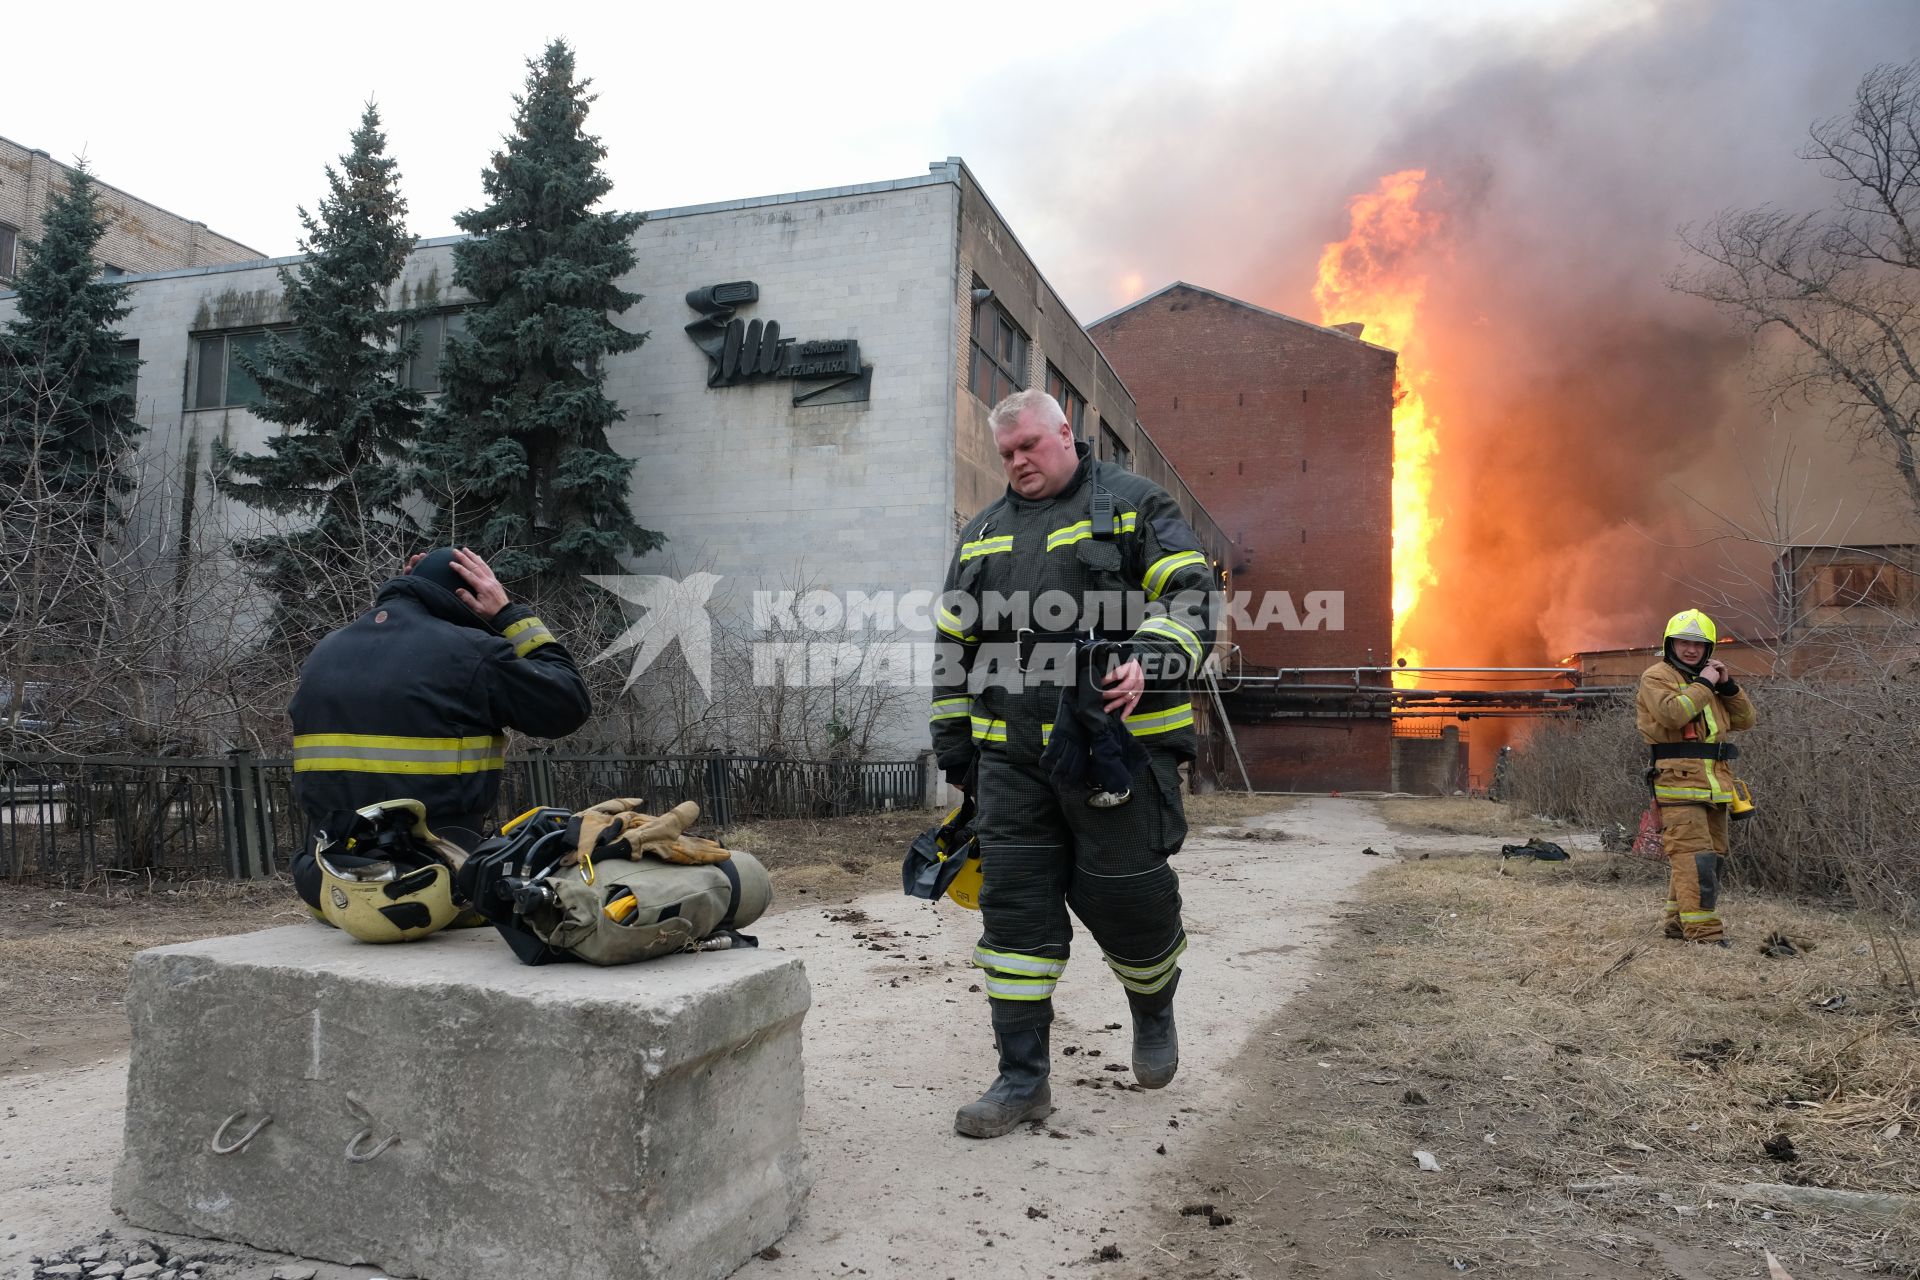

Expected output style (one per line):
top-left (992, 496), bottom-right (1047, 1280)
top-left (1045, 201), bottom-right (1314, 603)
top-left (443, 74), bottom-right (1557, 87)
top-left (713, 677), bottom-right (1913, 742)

top-left (215, 103), bottom-right (421, 644)
top-left (0, 161), bottom-right (142, 530)
top-left (418, 38), bottom-right (661, 585)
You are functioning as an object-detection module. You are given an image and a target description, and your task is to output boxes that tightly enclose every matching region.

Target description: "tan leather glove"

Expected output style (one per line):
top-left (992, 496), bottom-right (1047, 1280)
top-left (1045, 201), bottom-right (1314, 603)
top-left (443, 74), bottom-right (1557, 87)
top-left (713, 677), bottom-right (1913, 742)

top-left (569, 799), bottom-right (734, 865)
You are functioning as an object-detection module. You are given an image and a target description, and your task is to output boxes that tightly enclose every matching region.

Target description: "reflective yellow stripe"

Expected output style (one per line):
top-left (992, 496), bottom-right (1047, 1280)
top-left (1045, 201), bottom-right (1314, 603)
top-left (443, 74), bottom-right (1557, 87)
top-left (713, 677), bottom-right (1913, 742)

top-left (1703, 704), bottom-right (1720, 743)
top-left (973, 946), bottom-right (1067, 977)
top-left (293, 733), bottom-right (506, 775)
top-left (1654, 785), bottom-right (1714, 802)
top-left (1143, 550), bottom-right (1207, 600)
top-left (1679, 911), bottom-right (1720, 923)
top-left (937, 607), bottom-right (978, 644)
top-left (1137, 615), bottom-right (1203, 666)
top-left (1103, 940), bottom-right (1185, 981)
top-left (1108, 939), bottom-right (1187, 995)
top-left (960, 536), bottom-right (1013, 561)
top-left (1127, 702), bottom-right (1194, 736)
top-left (982, 975), bottom-right (1058, 1000)
top-left (930, 696), bottom-right (970, 722)
top-left (1046, 511), bottom-right (1138, 550)
top-left (970, 716), bottom-right (1007, 743)
top-left (501, 615), bottom-right (555, 657)
top-left (1675, 691), bottom-right (1697, 717)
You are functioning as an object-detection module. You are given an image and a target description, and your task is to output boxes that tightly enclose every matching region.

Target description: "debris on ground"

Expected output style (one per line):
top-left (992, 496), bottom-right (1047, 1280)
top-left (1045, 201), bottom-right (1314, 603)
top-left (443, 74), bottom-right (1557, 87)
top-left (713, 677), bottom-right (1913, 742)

top-left (1413, 1150), bottom-right (1442, 1171)
top-left (1091, 1242), bottom-right (1124, 1262)
top-left (29, 1239), bottom-right (219, 1280)
top-left (1498, 838), bottom-right (1570, 862)
top-left (1761, 930), bottom-right (1815, 958)
top-left (1763, 1133), bottom-right (1799, 1162)
top-left (1362, 846), bottom-right (1383, 856)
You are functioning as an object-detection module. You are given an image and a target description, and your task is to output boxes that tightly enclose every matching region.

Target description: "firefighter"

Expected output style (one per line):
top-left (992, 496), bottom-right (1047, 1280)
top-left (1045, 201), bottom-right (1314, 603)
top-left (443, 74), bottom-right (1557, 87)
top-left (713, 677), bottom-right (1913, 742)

top-left (1636, 608), bottom-right (1757, 945)
top-left (288, 547), bottom-right (592, 911)
top-left (931, 388), bottom-right (1221, 1138)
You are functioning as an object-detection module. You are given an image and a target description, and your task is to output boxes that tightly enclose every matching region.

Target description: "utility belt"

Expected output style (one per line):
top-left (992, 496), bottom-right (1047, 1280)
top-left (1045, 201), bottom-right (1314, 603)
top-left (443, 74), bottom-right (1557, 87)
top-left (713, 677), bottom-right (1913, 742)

top-left (993, 628), bottom-right (1129, 675)
top-left (1648, 742), bottom-right (1740, 763)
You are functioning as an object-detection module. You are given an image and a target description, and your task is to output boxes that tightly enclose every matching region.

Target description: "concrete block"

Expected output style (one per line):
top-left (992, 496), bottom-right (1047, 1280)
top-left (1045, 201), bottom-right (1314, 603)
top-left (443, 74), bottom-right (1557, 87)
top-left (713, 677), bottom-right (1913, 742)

top-left (114, 925), bottom-right (810, 1280)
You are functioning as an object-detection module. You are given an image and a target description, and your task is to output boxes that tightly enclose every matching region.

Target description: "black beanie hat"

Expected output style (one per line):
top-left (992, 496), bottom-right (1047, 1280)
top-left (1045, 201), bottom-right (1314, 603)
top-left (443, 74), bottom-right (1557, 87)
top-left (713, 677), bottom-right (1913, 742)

top-left (410, 547), bottom-right (464, 597)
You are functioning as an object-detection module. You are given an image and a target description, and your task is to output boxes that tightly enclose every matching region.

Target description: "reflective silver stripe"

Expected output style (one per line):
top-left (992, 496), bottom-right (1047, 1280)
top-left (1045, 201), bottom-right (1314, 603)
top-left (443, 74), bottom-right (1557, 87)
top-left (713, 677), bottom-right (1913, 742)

top-left (960, 536), bottom-right (1014, 561)
top-left (1137, 615), bottom-right (1202, 665)
top-left (930, 697), bottom-right (970, 722)
top-left (1104, 939), bottom-right (1186, 981)
top-left (1127, 703), bottom-right (1194, 735)
top-left (1143, 550), bottom-right (1207, 600)
top-left (292, 733), bottom-right (507, 775)
top-left (501, 616), bottom-right (554, 657)
top-left (983, 974), bottom-right (1058, 1000)
top-left (973, 946), bottom-right (1067, 977)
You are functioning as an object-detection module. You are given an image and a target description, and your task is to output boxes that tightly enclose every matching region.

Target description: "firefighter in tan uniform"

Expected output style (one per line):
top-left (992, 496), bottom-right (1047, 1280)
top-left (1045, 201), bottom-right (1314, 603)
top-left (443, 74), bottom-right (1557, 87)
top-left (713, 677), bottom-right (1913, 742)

top-left (1636, 609), bottom-right (1757, 945)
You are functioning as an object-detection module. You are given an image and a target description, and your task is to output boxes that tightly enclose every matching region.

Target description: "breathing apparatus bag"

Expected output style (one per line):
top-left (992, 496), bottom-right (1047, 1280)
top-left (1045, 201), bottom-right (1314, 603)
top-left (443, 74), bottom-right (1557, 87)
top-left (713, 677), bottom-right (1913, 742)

top-left (455, 807), bottom-right (771, 967)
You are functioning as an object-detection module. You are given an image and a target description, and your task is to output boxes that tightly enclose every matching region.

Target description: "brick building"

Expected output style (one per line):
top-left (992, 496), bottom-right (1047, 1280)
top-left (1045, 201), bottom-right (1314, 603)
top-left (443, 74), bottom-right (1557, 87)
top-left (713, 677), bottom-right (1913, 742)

top-left (0, 134), bottom-right (261, 284)
top-left (0, 159), bottom-right (1230, 764)
top-left (1091, 283), bottom-right (1395, 791)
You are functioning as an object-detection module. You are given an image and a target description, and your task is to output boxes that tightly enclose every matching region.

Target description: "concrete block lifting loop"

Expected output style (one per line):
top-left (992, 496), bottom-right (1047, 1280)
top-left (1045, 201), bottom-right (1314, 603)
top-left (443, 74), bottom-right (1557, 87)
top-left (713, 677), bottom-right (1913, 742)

top-left (209, 1109), bottom-right (272, 1155)
top-left (344, 1127), bottom-right (399, 1164)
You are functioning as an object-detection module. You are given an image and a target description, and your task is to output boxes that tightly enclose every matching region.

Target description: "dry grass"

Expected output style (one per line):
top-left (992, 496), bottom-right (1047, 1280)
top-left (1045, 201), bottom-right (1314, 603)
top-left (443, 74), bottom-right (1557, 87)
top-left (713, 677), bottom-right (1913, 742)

top-left (1374, 795), bottom-right (1575, 839)
top-left (0, 878), bottom-right (303, 1020)
top-left (1193, 853), bottom-right (1920, 1275)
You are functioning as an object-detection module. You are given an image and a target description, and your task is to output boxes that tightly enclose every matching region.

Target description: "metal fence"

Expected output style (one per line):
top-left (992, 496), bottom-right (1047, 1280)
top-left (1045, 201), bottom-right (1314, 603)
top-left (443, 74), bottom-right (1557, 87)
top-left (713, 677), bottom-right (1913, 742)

top-left (1, 751), bottom-right (930, 885)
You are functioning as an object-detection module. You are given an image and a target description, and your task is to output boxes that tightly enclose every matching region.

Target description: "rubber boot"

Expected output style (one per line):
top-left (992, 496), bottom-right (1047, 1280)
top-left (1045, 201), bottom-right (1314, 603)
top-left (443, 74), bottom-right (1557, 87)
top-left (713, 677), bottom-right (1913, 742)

top-left (954, 1026), bottom-right (1052, 1138)
top-left (1129, 991), bottom-right (1179, 1089)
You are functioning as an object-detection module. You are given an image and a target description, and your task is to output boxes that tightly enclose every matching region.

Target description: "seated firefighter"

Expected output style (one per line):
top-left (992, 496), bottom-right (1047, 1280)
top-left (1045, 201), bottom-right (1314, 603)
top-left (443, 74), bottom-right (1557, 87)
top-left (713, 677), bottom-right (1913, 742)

top-left (288, 547), bottom-right (592, 915)
top-left (1636, 608), bottom-right (1758, 946)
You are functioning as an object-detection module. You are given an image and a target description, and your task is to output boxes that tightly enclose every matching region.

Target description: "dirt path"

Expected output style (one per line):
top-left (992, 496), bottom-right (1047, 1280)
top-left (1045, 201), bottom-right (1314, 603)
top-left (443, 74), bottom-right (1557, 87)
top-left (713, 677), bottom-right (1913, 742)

top-left (2, 797), bottom-right (1390, 1279)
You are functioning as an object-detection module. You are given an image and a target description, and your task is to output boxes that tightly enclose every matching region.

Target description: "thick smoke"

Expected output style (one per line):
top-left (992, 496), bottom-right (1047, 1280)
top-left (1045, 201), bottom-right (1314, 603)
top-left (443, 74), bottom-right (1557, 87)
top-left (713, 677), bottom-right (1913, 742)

top-left (1007, 0), bottom-right (1920, 664)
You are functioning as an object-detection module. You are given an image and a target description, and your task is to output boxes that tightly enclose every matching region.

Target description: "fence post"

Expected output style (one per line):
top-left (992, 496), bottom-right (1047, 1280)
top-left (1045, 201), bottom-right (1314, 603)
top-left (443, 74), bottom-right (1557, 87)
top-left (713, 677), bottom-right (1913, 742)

top-left (704, 754), bottom-right (733, 827)
top-left (225, 749), bottom-right (269, 880)
top-left (529, 752), bottom-right (556, 809)
top-left (917, 750), bottom-right (941, 810)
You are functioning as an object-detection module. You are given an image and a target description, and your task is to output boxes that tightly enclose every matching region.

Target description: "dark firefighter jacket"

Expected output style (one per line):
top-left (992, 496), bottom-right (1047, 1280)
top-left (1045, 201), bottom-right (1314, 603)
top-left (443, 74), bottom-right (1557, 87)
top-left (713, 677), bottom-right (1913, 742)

top-left (931, 444), bottom-right (1221, 767)
top-left (289, 576), bottom-right (592, 839)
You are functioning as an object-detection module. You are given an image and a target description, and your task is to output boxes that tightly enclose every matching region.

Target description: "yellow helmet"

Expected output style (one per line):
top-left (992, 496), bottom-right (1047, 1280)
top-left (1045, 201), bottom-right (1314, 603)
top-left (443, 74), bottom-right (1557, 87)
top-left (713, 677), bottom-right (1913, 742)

top-left (1663, 609), bottom-right (1718, 646)
top-left (316, 800), bottom-right (468, 943)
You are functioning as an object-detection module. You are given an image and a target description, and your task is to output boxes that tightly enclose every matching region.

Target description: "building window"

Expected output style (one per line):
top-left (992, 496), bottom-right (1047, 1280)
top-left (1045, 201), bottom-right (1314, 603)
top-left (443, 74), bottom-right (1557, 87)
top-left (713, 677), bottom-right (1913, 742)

top-left (1045, 365), bottom-right (1087, 438)
top-left (1818, 563), bottom-right (1901, 608)
top-left (1099, 418), bottom-right (1132, 471)
top-left (100, 263), bottom-right (127, 279)
top-left (116, 339), bottom-right (140, 400)
top-left (400, 309), bottom-right (469, 393)
top-left (0, 223), bottom-right (17, 282)
top-left (969, 285), bottom-right (1028, 406)
top-left (192, 329), bottom-right (290, 410)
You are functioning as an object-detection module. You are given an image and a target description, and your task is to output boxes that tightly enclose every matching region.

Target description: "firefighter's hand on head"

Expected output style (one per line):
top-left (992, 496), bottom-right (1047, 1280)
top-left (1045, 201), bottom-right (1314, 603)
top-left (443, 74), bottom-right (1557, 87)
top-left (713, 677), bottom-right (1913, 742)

top-left (1699, 659), bottom-right (1726, 685)
top-left (450, 547), bottom-right (510, 621)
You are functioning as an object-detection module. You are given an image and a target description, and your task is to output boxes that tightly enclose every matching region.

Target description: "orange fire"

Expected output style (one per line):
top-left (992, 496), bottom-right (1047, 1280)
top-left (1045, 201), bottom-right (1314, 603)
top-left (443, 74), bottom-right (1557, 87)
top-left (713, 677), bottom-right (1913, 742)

top-left (1311, 170), bottom-right (1445, 678)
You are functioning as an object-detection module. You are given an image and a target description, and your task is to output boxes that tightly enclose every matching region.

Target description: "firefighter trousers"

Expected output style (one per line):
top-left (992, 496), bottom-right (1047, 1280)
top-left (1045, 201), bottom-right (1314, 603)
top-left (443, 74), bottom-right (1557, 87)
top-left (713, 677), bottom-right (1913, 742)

top-left (972, 749), bottom-right (1188, 1033)
top-left (1659, 801), bottom-right (1728, 942)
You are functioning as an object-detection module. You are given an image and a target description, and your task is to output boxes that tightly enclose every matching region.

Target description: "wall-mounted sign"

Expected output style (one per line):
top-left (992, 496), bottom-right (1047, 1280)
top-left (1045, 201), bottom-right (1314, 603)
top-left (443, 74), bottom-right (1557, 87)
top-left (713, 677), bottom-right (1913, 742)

top-left (684, 281), bottom-right (872, 405)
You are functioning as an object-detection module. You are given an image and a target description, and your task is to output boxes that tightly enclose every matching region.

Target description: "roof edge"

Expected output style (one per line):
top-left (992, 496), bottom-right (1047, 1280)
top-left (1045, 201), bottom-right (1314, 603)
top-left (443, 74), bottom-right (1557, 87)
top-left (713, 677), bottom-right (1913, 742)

top-left (1088, 280), bottom-right (1399, 355)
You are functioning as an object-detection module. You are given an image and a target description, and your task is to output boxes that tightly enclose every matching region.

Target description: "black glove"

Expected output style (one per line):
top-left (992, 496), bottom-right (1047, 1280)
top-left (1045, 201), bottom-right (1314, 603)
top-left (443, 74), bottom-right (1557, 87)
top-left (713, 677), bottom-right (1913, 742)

top-left (1716, 678), bottom-right (1740, 696)
top-left (939, 745), bottom-right (979, 794)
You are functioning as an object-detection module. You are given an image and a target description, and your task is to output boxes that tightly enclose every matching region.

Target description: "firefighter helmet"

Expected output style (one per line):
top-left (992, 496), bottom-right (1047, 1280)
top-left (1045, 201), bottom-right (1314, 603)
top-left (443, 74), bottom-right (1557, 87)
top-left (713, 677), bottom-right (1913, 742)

top-left (315, 799), bottom-right (468, 943)
top-left (1663, 609), bottom-right (1718, 646)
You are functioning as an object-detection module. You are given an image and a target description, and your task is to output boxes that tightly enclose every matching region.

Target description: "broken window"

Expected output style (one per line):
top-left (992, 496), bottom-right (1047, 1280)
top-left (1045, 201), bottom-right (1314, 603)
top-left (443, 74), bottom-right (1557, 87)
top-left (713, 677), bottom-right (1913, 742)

top-left (1818, 563), bottom-right (1900, 608)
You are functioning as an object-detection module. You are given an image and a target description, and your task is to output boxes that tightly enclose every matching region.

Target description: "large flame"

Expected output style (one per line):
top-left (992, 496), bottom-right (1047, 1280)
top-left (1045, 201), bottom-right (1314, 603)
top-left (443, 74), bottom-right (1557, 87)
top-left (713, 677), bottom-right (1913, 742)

top-left (1311, 170), bottom-right (1444, 677)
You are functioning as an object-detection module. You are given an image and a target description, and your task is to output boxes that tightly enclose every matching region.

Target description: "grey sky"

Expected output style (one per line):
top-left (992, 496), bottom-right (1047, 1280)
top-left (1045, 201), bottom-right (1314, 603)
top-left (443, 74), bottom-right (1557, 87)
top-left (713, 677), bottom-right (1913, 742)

top-left (9, 0), bottom-right (1654, 318)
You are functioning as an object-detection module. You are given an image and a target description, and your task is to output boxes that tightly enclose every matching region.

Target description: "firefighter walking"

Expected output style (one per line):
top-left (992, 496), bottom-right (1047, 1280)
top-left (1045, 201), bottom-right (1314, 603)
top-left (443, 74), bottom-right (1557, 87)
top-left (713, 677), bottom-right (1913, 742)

top-left (1636, 609), bottom-right (1757, 945)
top-left (931, 388), bottom-right (1220, 1138)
